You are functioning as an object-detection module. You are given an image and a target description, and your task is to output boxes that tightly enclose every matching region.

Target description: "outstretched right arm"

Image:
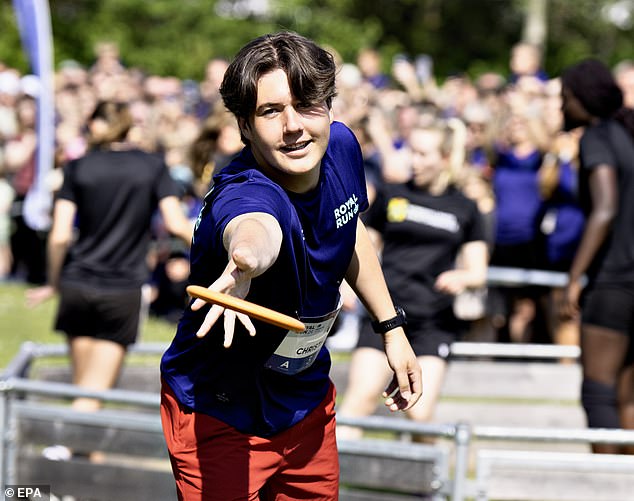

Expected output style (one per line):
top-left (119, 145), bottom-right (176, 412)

top-left (192, 212), bottom-right (283, 346)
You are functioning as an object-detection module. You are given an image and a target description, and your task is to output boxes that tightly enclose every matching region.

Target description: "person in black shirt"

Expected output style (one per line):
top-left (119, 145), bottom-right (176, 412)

top-left (337, 120), bottom-right (488, 438)
top-left (560, 59), bottom-right (634, 454)
top-left (27, 102), bottom-right (192, 453)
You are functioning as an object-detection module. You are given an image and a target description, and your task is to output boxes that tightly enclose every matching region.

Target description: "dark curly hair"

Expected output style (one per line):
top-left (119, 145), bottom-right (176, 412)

top-left (219, 31), bottom-right (337, 144)
top-left (562, 58), bottom-right (634, 140)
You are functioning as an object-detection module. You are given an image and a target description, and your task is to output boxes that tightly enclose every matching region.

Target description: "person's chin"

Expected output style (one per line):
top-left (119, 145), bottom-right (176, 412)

top-left (279, 153), bottom-right (320, 174)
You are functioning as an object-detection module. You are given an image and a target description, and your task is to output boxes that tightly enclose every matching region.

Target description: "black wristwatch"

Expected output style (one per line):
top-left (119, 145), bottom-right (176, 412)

top-left (371, 307), bottom-right (407, 335)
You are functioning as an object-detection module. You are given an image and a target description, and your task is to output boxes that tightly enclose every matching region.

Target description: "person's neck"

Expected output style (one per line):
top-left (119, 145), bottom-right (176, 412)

top-left (109, 141), bottom-right (134, 151)
top-left (512, 141), bottom-right (536, 157)
top-left (413, 175), bottom-right (448, 196)
top-left (264, 165), bottom-right (321, 194)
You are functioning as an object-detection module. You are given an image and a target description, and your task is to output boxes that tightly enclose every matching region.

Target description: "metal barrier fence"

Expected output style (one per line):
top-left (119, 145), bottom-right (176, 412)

top-left (486, 265), bottom-right (573, 288)
top-left (3, 341), bottom-right (634, 500)
top-left (0, 266), bottom-right (629, 500)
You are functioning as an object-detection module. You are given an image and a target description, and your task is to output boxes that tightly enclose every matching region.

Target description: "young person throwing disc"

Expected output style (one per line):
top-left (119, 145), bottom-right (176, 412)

top-left (160, 31), bottom-right (421, 500)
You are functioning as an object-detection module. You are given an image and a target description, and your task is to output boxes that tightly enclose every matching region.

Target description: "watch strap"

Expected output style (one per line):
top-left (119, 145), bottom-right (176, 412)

top-left (371, 306), bottom-right (407, 334)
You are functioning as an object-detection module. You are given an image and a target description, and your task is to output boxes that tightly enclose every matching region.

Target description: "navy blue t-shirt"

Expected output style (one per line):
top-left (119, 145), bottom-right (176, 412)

top-left (160, 121), bottom-right (368, 436)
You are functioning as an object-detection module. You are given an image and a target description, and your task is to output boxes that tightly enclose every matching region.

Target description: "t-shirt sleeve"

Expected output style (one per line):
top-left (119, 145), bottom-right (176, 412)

top-left (56, 160), bottom-right (78, 203)
top-left (211, 179), bottom-right (290, 240)
top-left (580, 126), bottom-right (616, 171)
top-left (154, 160), bottom-right (182, 201)
top-left (330, 121), bottom-right (369, 213)
top-left (361, 188), bottom-right (387, 233)
top-left (463, 198), bottom-right (487, 243)
top-left (346, 125), bottom-right (370, 214)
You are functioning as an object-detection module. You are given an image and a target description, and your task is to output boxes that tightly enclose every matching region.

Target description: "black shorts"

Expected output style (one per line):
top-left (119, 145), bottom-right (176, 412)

top-left (355, 308), bottom-right (461, 360)
top-left (581, 282), bottom-right (634, 336)
top-left (490, 240), bottom-right (540, 269)
top-left (55, 283), bottom-right (142, 347)
top-left (489, 240), bottom-right (548, 308)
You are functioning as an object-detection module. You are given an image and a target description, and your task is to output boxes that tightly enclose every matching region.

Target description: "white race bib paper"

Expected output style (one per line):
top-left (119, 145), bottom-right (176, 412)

top-left (265, 303), bottom-right (342, 375)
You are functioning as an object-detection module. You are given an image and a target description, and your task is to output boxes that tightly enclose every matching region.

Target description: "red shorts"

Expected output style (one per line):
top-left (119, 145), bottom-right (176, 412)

top-left (160, 381), bottom-right (339, 501)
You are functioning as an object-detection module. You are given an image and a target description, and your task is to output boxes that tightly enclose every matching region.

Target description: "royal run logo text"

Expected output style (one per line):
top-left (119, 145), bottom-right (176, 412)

top-left (334, 194), bottom-right (359, 229)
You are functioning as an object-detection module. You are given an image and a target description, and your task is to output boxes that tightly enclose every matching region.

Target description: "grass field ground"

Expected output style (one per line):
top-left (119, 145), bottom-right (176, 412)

top-left (0, 281), bottom-right (177, 370)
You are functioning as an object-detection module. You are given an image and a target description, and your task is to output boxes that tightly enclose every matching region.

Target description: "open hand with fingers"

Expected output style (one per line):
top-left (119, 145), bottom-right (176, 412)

top-left (189, 212), bottom-right (284, 346)
top-left (190, 261), bottom-right (257, 347)
top-left (382, 328), bottom-right (422, 411)
top-left (25, 284), bottom-right (57, 308)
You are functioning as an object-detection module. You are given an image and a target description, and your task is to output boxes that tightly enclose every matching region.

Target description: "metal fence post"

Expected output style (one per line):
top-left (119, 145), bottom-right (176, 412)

top-left (452, 421), bottom-right (471, 501)
top-left (474, 453), bottom-right (491, 501)
top-left (0, 381), bottom-right (7, 488)
top-left (5, 389), bottom-right (17, 486)
top-left (0, 379), bottom-right (17, 488)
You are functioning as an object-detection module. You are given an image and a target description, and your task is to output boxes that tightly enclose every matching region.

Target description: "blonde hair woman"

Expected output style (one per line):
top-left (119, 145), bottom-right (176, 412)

top-left (338, 119), bottom-right (489, 438)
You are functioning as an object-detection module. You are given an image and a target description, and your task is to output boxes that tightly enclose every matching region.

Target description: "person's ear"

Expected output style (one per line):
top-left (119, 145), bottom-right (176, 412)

top-left (328, 106), bottom-right (334, 123)
top-left (238, 117), bottom-right (252, 141)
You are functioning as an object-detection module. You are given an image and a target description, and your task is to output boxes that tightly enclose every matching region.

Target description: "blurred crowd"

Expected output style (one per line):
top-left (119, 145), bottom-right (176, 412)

top-left (2, 39), bottom-right (634, 349)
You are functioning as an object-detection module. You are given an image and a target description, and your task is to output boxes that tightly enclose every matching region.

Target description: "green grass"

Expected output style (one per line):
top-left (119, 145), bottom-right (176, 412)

top-left (0, 282), bottom-right (178, 370)
top-left (0, 281), bottom-right (353, 371)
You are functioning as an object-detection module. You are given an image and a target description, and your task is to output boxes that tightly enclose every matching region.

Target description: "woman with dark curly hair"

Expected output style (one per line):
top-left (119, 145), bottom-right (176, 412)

top-left (560, 58), bottom-right (634, 454)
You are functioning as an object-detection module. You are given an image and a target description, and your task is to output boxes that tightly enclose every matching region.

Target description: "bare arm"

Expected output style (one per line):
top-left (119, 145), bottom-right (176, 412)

top-left (222, 212), bottom-right (283, 275)
top-left (365, 109), bottom-right (412, 183)
top-left (538, 153), bottom-right (560, 200)
top-left (47, 200), bottom-right (76, 288)
top-left (4, 131), bottom-right (37, 172)
top-left (158, 196), bottom-right (195, 246)
top-left (345, 220), bottom-right (398, 322)
top-left (563, 164), bottom-right (617, 317)
top-left (435, 240), bottom-right (488, 295)
top-left (525, 115), bottom-right (551, 152)
top-left (345, 219), bottom-right (422, 411)
top-left (391, 59), bottom-right (426, 103)
top-left (192, 212), bottom-right (283, 345)
top-left (26, 199), bottom-right (76, 306)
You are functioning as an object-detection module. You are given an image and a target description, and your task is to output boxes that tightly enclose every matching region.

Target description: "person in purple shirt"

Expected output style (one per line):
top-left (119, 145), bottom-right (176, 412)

top-left (489, 110), bottom-right (547, 344)
top-left (160, 31), bottom-right (421, 500)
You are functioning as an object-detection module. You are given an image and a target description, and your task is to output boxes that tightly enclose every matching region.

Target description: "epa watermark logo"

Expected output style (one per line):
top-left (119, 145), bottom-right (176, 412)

top-left (4, 485), bottom-right (51, 499)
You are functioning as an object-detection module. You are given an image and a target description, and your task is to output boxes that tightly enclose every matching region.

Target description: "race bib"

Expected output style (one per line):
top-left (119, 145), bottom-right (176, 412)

top-left (265, 303), bottom-right (342, 375)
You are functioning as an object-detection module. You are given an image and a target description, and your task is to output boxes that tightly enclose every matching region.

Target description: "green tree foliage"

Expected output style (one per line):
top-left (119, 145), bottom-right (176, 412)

top-left (335, 0), bottom-right (525, 78)
top-left (268, 0), bottom-right (384, 63)
top-left (48, 0), bottom-right (279, 79)
top-left (2, 0), bottom-right (632, 82)
top-left (0, 1), bottom-right (28, 71)
top-left (546, 0), bottom-right (634, 75)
